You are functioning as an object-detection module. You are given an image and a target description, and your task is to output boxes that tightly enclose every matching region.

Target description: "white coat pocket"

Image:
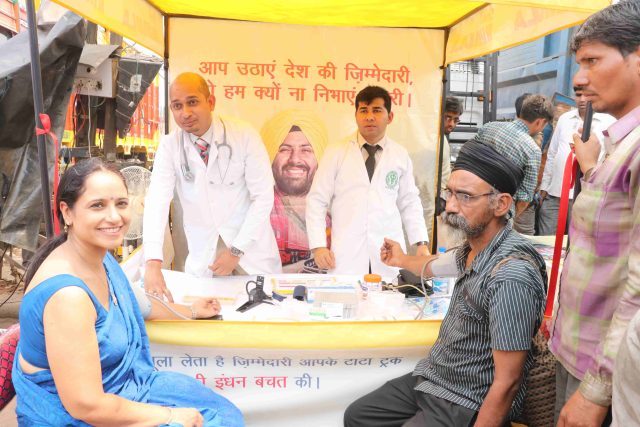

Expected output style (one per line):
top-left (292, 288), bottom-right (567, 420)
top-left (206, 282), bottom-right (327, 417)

top-left (213, 159), bottom-right (244, 187)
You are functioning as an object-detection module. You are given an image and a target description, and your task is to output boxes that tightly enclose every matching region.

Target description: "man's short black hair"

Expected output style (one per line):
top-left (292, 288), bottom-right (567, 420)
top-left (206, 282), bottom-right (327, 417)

top-left (515, 93), bottom-right (532, 118)
top-left (520, 95), bottom-right (554, 123)
top-left (445, 97), bottom-right (464, 115)
top-left (571, 0), bottom-right (640, 57)
top-left (355, 86), bottom-right (392, 113)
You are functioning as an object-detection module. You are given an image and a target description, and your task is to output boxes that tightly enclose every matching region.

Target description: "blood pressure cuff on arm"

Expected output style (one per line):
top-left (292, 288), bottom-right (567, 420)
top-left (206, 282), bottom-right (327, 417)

top-left (429, 250), bottom-right (459, 278)
top-left (130, 280), bottom-right (152, 319)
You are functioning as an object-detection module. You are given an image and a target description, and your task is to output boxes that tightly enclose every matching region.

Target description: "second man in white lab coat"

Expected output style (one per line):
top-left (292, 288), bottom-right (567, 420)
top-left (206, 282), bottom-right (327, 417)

top-left (306, 86), bottom-right (430, 276)
top-left (143, 72), bottom-right (281, 301)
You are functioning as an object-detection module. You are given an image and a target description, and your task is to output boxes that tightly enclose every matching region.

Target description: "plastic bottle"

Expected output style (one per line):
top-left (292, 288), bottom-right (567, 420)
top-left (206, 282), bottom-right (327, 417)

top-left (363, 273), bottom-right (382, 298)
top-left (431, 247), bottom-right (450, 295)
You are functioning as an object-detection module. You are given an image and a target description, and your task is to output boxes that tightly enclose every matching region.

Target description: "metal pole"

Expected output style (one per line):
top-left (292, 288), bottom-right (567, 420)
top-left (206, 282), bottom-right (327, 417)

top-left (432, 65), bottom-right (451, 253)
top-left (482, 57), bottom-right (491, 124)
top-left (490, 52), bottom-right (498, 122)
top-left (163, 15), bottom-right (169, 133)
top-left (26, 0), bottom-right (54, 238)
top-left (104, 32), bottom-right (123, 161)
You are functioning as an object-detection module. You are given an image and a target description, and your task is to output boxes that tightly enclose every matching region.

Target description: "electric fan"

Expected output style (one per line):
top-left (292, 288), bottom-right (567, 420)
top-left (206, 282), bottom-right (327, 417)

top-left (120, 165), bottom-right (151, 257)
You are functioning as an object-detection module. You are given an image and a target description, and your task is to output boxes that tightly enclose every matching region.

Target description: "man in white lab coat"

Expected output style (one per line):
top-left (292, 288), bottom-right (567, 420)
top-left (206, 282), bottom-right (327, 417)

top-left (306, 86), bottom-right (430, 276)
top-left (143, 72), bottom-right (281, 301)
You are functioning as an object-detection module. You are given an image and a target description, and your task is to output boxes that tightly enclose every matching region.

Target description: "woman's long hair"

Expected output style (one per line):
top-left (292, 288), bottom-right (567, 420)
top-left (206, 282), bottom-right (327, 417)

top-left (23, 158), bottom-right (127, 290)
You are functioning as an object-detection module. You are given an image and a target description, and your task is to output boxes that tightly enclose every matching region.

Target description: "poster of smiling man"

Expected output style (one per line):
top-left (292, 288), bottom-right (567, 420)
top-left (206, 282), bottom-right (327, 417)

top-left (261, 109), bottom-right (330, 273)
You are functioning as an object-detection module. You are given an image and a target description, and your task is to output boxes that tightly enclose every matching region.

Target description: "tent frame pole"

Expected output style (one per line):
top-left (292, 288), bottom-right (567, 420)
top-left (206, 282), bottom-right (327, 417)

top-left (163, 15), bottom-right (169, 133)
top-left (26, 0), bottom-right (54, 238)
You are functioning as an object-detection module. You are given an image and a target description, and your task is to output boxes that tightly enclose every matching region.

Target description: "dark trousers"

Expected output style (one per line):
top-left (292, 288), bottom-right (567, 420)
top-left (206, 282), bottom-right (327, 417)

top-left (514, 204), bottom-right (536, 235)
top-left (344, 373), bottom-right (508, 427)
top-left (537, 195), bottom-right (574, 236)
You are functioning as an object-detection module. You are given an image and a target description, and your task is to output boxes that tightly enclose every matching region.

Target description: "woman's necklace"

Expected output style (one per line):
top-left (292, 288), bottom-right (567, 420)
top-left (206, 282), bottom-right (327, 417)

top-left (69, 244), bottom-right (117, 306)
top-left (106, 269), bottom-right (118, 306)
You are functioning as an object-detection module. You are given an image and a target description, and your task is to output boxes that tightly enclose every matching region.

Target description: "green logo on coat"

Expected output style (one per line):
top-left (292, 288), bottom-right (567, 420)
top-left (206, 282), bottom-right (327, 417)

top-left (385, 170), bottom-right (399, 189)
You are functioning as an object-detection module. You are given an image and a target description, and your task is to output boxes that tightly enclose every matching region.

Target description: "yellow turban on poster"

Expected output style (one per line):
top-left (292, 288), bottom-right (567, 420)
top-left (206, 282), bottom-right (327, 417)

top-left (261, 109), bottom-right (328, 163)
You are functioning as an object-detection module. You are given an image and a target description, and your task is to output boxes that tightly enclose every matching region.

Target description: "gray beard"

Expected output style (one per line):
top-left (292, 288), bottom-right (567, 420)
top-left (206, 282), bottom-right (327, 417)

top-left (441, 211), bottom-right (488, 239)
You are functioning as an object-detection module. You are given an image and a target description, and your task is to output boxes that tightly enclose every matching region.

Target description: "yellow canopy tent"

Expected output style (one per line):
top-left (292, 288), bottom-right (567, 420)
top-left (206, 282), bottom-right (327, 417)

top-left (50, 0), bottom-right (609, 64)
top-left (49, 0), bottom-right (611, 223)
top-left (50, 0), bottom-right (610, 344)
top-left (46, 3), bottom-right (611, 424)
top-left (50, 0), bottom-right (610, 307)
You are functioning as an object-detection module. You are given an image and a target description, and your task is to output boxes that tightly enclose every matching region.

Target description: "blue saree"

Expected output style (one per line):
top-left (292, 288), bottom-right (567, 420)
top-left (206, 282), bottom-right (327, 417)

top-left (13, 253), bottom-right (244, 426)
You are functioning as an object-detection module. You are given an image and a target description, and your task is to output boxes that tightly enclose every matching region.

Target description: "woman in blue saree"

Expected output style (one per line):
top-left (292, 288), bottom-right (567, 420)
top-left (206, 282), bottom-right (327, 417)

top-left (13, 158), bottom-right (244, 426)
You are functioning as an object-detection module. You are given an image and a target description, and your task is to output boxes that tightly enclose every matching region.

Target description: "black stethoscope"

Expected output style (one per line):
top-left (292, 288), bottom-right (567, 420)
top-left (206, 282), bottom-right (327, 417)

top-left (180, 118), bottom-right (233, 183)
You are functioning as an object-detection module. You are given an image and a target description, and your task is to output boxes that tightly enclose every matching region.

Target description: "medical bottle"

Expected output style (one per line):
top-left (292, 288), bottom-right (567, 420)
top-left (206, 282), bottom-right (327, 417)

top-left (431, 247), bottom-right (450, 295)
top-left (363, 273), bottom-right (382, 297)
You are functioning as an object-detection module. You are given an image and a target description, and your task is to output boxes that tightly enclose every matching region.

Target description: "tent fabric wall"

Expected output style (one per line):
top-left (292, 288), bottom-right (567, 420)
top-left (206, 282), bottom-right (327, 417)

top-left (168, 19), bottom-right (444, 230)
top-left (49, 0), bottom-right (609, 61)
top-left (151, 0), bottom-right (483, 28)
top-left (445, 3), bottom-right (595, 64)
top-left (50, 0), bottom-right (164, 54)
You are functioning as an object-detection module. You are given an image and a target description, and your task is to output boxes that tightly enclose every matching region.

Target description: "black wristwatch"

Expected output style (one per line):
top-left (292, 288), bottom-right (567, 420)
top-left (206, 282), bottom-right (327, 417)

top-left (230, 246), bottom-right (244, 258)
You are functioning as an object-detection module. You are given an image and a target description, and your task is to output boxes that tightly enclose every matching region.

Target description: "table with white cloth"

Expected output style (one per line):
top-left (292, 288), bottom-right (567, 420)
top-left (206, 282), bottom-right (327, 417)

top-left (121, 252), bottom-right (443, 427)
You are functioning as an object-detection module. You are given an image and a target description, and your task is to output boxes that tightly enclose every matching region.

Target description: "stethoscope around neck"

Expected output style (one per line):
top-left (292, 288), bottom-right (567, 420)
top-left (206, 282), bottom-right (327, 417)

top-left (180, 118), bottom-right (232, 182)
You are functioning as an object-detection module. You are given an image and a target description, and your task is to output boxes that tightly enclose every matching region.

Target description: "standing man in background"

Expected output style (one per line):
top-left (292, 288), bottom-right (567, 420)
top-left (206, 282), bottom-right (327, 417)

top-left (474, 95), bottom-right (553, 235)
top-left (515, 93), bottom-right (532, 120)
top-left (436, 96), bottom-right (464, 249)
top-left (306, 86), bottom-right (429, 276)
top-left (436, 96), bottom-right (464, 214)
top-left (143, 72), bottom-right (281, 301)
top-left (537, 86), bottom-right (615, 235)
top-left (439, 97), bottom-right (464, 191)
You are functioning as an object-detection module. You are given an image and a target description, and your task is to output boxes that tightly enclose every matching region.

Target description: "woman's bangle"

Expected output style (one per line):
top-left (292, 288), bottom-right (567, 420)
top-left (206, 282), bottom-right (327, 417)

top-left (164, 407), bottom-right (174, 424)
top-left (190, 303), bottom-right (198, 320)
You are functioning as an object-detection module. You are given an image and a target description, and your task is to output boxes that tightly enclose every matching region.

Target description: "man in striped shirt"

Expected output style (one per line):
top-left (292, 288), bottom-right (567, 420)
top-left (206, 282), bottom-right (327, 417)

top-left (344, 140), bottom-right (546, 427)
top-left (549, 2), bottom-right (640, 426)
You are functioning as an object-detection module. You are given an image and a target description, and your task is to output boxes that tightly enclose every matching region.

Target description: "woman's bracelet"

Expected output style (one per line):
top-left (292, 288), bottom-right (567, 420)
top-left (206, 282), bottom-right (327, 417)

top-left (164, 407), bottom-right (174, 424)
top-left (190, 303), bottom-right (198, 320)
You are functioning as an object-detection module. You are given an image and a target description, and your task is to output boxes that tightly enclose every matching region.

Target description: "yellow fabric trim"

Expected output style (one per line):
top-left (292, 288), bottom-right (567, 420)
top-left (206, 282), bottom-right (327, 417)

top-left (50, 0), bottom-right (609, 60)
top-left (51, 0), bottom-right (164, 55)
top-left (146, 319), bottom-right (441, 349)
top-left (483, 0), bottom-right (609, 13)
top-left (446, 3), bottom-right (594, 64)
top-left (153, 0), bottom-right (481, 28)
top-left (447, 19), bottom-right (585, 64)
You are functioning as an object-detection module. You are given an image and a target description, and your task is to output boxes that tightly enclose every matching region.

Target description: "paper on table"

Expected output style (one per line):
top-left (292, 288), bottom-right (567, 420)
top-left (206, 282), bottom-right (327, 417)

top-left (162, 269), bottom-right (246, 306)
